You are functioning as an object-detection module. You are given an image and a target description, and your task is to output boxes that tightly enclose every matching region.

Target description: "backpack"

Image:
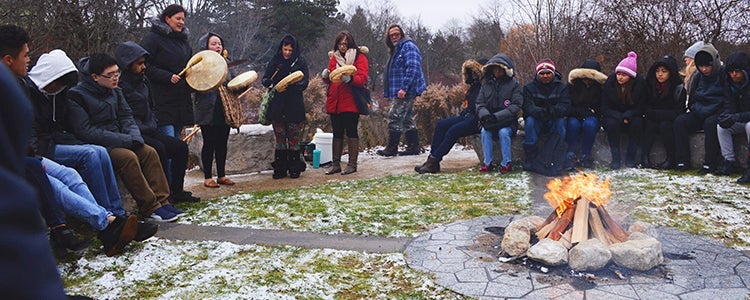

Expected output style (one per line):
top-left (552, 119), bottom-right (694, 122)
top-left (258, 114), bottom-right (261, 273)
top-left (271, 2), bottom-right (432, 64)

top-left (528, 133), bottom-right (568, 177)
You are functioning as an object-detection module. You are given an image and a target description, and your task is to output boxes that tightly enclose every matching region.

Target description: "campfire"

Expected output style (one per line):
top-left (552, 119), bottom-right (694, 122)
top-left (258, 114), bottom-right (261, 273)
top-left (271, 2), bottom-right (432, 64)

top-left (536, 173), bottom-right (628, 246)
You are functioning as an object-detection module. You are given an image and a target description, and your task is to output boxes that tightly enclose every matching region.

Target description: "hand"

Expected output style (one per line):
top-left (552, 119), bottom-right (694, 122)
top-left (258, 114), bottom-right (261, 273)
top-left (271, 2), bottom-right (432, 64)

top-left (719, 113), bottom-right (735, 128)
top-left (397, 89), bottom-right (406, 99)
top-left (341, 75), bottom-right (352, 83)
top-left (480, 114), bottom-right (496, 126)
top-left (131, 140), bottom-right (144, 150)
top-left (170, 74), bottom-right (181, 84)
top-left (321, 68), bottom-right (330, 79)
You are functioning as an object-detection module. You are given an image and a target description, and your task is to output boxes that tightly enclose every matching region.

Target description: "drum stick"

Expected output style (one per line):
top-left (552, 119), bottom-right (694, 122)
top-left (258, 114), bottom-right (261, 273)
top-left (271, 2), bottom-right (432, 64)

top-left (178, 56), bottom-right (205, 77)
top-left (183, 124), bottom-right (201, 142)
top-left (237, 86), bottom-right (255, 99)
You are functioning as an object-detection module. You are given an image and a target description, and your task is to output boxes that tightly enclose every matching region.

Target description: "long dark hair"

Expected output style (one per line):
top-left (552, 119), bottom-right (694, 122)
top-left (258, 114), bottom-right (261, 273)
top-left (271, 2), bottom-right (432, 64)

top-left (333, 30), bottom-right (358, 51)
top-left (384, 24), bottom-right (404, 54)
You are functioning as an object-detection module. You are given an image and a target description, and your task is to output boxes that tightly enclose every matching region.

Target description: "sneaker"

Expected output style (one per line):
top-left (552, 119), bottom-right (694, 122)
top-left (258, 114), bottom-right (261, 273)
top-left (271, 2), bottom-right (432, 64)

top-left (499, 163), bottom-right (512, 174)
top-left (50, 225), bottom-right (90, 251)
top-left (163, 204), bottom-right (186, 217)
top-left (376, 148), bottom-right (397, 157)
top-left (737, 168), bottom-right (750, 184)
top-left (134, 221), bottom-right (159, 242)
top-left (675, 163), bottom-right (690, 171)
top-left (697, 165), bottom-right (712, 175)
top-left (398, 148), bottom-right (421, 156)
top-left (479, 164), bottom-right (493, 172)
top-left (148, 207), bottom-right (179, 222)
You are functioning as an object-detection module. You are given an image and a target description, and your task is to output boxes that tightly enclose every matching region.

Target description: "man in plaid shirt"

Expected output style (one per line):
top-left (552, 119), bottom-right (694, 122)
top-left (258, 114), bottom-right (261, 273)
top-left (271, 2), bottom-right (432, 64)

top-left (377, 24), bottom-right (427, 157)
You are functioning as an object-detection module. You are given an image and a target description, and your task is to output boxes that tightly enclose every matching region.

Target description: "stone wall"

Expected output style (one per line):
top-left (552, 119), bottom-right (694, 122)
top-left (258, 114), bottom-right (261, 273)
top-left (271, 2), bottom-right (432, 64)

top-left (187, 124), bottom-right (275, 174)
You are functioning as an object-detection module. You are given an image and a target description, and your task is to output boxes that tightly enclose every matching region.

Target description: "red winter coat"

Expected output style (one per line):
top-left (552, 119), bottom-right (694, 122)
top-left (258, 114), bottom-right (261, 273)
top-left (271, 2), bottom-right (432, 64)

top-left (323, 52), bottom-right (369, 114)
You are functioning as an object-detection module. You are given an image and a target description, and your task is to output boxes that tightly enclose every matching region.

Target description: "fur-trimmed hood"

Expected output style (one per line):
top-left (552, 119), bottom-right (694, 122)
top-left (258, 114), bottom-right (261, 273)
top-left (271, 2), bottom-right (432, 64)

top-left (569, 59), bottom-right (607, 85)
top-left (327, 46), bottom-right (369, 58)
top-left (482, 53), bottom-right (514, 78)
top-left (462, 59), bottom-right (483, 83)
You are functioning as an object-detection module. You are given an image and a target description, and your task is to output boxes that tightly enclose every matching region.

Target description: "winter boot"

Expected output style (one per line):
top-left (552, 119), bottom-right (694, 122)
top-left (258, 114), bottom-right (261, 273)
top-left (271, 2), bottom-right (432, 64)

top-left (325, 138), bottom-right (344, 175)
top-left (377, 130), bottom-right (401, 157)
top-left (737, 167), bottom-right (750, 184)
top-left (416, 155), bottom-right (441, 174)
top-left (272, 149), bottom-right (288, 179)
top-left (522, 144), bottom-right (537, 171)
top-left (133, 220), bottom-right (159, 242)
top-left (640, 153), bottom-right (653, 169)
top-left (625, 142), bottom-right (638, 168)
top-left (610, 147), bottom-right (622, 170)
top-left (288, 150), bottom-right (304, 178)
top-left (98, 215), bottom-right (138, 257)
top-left (342, 138), bottom-right (359, 175)
top-left (715, 159), bottom-right (741, 176)
top-left (580, 154), bottom-right (594, 168)
top-left (50, 225), bottom-right (90, 251)
top-left (399, 130), bottom-right (421, 155)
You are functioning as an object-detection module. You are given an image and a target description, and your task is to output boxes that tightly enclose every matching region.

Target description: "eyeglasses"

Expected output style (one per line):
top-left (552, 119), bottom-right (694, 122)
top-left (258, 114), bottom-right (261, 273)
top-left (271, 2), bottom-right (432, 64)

top-left (99, 70), bottom-right (121, 79)
top-left (389, 32), bottom-right (401, 38)
top-left (338, 42), bottom-right (348, 47)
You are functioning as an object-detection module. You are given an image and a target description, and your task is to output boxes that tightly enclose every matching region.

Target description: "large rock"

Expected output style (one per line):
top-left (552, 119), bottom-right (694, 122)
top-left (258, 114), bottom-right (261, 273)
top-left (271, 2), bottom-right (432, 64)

top-left (500, 216), bottom-right (544, 256)
top-left (609, 237), bottom-right (664, 271)
top-left (527, 238), bottom-right (568, 266)
top-left (187, 124), bottom-right (275, 174)
top-left (628, 221), bottom-right (658, 238)
top-left (568, 238), bottom-right (612, 271)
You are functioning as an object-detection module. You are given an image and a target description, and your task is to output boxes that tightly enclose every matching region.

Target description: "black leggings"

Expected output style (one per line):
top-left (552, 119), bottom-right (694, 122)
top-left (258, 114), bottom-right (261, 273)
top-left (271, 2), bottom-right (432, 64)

top-left (330, 112), bottom-right (359, 139)
top-left (200, 123), bottom-right (230, 179)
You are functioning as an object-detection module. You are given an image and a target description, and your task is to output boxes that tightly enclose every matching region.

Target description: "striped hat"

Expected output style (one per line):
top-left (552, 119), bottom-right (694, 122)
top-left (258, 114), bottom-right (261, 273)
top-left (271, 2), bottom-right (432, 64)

top-left (536, 58), bottom-right (556, 75)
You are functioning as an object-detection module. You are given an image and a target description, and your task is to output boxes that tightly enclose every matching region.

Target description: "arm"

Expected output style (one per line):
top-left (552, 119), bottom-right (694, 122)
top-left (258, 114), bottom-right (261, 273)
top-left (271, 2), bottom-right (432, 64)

top-left (351, 54), bottom-right (369, 88)
top-left (115, 90), bottom-right (144, 144)
top-left (495, 81), bottom-right (523, 123)
top-left (140, 34), bottom-right (175, 85)
top-left (288, 56), bottom-right (309, 91)
top-left (552, 84), bottom-right (571, 118)
top-left (66, 91), bottom-right (135, 149)
top-left (399, 43), bottom-right (423, 93)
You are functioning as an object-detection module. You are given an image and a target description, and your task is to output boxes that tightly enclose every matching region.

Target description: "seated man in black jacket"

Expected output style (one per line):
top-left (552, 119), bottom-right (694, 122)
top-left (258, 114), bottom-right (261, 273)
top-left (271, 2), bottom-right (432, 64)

top-left (115, 41), bottom-right (198, 203)
top-left (67, 53), bottom-right (183, 222)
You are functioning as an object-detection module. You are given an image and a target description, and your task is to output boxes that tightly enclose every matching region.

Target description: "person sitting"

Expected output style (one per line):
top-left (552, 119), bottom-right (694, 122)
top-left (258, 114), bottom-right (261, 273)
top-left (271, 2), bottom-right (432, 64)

top-left (115, 41), bottom-right (199, 202)
top-left (601, 51), bottom-right (647, 169)
top-left (67, 53), bottom-right (182, 222)
top-left (674, 44), bottom-right (725, 173)
top-left (415, 58), bottom-right (484, 174)
top-left (642, 56), bottom-right (686, 169)
top-left (522, 59), bottom-right (570, 170)
top-left (716, 51), bottom-right (750, 182)
top-left (476, 53), bottom-right (523, 173)
top-left (565, 59), bottom-right (607, 168)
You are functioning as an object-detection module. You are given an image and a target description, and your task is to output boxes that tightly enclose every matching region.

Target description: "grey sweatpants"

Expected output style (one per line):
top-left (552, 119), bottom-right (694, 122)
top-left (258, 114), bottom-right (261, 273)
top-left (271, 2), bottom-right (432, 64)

top-left (717, 122), bottom-right (750, 161)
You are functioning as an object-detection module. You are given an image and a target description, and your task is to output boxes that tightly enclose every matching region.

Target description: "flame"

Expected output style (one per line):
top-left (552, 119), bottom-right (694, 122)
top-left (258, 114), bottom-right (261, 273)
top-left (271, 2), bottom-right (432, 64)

top-left (543, 172), bottom-right (612, 217)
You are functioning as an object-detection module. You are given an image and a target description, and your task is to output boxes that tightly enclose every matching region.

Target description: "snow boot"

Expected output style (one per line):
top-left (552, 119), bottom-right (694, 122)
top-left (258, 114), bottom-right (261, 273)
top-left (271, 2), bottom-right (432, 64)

top-left (325, 138), bottom-right (343, 175)
top-left (377, 130), bottom-right (400, 157)
top-left (342, 138), bottom-right (359, 175)
top-left (272, 149), bottom-right (288, 179)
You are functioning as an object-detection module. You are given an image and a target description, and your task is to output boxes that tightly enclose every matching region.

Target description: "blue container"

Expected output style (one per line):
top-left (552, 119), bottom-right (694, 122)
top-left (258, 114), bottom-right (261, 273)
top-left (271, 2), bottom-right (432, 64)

top-left (312, 149), bottom-right (321, 169)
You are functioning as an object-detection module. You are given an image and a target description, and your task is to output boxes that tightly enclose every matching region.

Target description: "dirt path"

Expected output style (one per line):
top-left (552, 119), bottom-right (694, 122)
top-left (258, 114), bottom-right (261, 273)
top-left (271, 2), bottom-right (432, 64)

top-left (183, 149), bottom-right (480, 200)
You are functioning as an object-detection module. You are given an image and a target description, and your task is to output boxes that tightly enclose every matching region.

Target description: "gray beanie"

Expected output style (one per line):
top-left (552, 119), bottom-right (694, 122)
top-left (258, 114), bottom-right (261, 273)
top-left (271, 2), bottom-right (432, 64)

top-left (684, 41), bottom-right (705, 59)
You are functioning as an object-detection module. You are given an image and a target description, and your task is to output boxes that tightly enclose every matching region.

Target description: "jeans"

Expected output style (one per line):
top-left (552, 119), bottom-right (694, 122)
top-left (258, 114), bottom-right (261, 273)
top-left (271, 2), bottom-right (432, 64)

top-left (566, 116), bottom-right (599, 157)
top-left (717, 122), bottom-right (750, 161)
top-left (24, 157), bottom-right (65, 228)
top-left (431, 116), bottom-right (479, 161)
top-left (523, 116), bottom-right (566, 146)
top-left (41, 158), bottom-right (109, 231)
top-left (481, 126), bottom-right (512, 166)
top-left (54, 144), bottom-right (125, 215)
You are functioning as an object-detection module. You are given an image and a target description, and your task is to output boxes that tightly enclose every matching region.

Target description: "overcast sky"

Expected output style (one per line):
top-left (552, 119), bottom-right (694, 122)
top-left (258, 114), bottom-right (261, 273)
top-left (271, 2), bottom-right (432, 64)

top-left (337, 0), bottom-right (492, 31)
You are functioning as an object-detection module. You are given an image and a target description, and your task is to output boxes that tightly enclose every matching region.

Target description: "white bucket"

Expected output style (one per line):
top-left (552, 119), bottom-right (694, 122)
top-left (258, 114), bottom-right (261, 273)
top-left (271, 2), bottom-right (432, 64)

top-left (314, 133), bottom-right (333, 164)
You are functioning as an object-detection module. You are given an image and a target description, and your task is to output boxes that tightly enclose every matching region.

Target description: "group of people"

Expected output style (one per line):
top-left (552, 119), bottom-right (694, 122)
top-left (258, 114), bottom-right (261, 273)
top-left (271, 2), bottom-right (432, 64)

top-left (414, 42), bottom-right (750, 184)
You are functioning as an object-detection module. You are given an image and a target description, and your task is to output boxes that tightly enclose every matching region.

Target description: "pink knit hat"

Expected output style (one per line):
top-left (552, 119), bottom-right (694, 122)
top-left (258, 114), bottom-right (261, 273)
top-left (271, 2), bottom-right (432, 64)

top-left (615, 51), bottom-right (638, 78)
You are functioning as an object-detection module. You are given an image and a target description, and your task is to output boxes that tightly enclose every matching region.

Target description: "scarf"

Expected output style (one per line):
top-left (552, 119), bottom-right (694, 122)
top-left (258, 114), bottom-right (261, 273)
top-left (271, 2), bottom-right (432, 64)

top-left (333, 48), bottom-right (357, 67)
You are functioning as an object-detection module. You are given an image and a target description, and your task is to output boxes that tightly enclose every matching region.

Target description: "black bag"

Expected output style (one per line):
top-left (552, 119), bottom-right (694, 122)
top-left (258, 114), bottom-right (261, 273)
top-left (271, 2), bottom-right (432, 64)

top-left (351, 85), bottom-right (372, 115)
top-left (528, 133), bottom-right (568, 177)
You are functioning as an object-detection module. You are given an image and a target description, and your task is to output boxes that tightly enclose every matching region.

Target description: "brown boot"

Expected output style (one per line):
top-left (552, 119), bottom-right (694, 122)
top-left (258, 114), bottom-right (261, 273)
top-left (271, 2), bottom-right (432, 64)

top-left (325, 138), bottom-right (343, 175)
top-left (416, 155), bottom-right (440, 174)
top-left (342, 138), bottom-right (359, 175)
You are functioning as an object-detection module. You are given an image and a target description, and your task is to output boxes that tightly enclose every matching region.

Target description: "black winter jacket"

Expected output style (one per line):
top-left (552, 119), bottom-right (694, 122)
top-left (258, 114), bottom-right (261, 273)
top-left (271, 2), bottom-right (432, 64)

top-left (566, 60), bottom-right (607, 119)
top-left (67, 57), bottom-right (144, 149)
top-left (475, 53), bottom-right (522, 130)
top-left (140, 17), bottom-right (193, 127)
top-left (116, 41), bottom-right (160, 135)
top-left (601, 73), bottom-right (648, 122)
top-left (193, 32), bottom-right (232, 126)
top-left (261, 34), bottom-right (309, 123)
top-left (644, 56), bottom-right (686, 122)
top-left (688, 45), bottom-right (725, 119)
top-left (22, 78), bottom-right (81, 158)
top-left (723, 51), bottom-right (750, 123)
top-left (522, 73), bottom-right (570, 120)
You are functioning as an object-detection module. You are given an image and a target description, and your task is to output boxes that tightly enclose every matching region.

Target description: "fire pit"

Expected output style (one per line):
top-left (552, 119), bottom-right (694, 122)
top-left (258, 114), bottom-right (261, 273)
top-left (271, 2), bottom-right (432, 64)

top-left (500, 172), bottom-right (664, 272)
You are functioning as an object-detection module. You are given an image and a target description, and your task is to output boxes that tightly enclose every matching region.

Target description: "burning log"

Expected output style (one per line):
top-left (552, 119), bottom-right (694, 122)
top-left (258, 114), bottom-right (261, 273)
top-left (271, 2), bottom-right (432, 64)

top-left (596, 206), bottom-right (628, 243)
top-left (588, 207), bottom-right (611, 246)
top-left (571, 197), bottom-right (591, 244)
top-left (548, 206), bottom-right (575, 241)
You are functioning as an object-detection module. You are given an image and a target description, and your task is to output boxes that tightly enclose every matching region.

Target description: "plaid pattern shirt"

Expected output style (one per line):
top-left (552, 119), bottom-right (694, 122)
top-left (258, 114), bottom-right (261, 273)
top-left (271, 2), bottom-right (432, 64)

top-left (384, 39), bottom-right (427, 99)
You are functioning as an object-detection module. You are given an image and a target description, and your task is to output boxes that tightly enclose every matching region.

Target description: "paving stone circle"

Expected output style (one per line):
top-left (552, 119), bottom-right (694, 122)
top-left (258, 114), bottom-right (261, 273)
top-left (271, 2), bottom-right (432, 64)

top-left (404, 215), bottom-right (750, 299)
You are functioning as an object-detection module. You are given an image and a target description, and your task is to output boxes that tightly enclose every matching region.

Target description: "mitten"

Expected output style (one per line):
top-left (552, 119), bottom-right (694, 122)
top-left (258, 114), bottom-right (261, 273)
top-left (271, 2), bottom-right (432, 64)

top-left (321, 68), bottom-right (330, 79)
top-left (341, 74), bottom-right (352, 83)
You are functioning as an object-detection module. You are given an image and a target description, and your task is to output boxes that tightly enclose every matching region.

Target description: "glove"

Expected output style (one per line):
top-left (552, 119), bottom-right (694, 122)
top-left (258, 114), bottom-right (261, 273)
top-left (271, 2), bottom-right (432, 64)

top-left (532, 107), bottom-right (547, 120)
top-left (341, 74), bottom-right (352, 83)
top-left (321, 68), bottom-right (330, 79)
top-left (131, 140), bottom-right (144, 151)
top-left (719, 113), bottom-right (735, 128)
top-left (480, 114), bottom-right (496, 127)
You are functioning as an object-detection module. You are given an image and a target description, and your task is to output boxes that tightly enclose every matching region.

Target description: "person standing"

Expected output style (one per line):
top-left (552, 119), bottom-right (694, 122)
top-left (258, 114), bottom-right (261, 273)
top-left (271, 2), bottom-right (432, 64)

top-left (601, 51), bottom-right (647, 169)
top-left (321, 30), bottom-right (369, 175)
top-left (716, 51), bottom-right (750, 181)
top-left (565, 59), bottom-right (607, 168)
top-left (521, 59), bottom-right (570, 170)
top-left (262, 34), bottom-right (309, 179)
top-left (377, 24), bottom-right (427, 157)
top-left (193, 32), bottom-right (236, 187)
top-left (415, 58), bottom-right (484, 174)
top-left (642, 56), bottom-right (686, 169)
top-left (140, 4), bottom-right (193, 139)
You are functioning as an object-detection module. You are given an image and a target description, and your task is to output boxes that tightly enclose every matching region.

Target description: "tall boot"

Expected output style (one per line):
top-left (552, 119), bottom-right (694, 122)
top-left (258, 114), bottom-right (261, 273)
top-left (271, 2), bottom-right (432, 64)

top-left (522, 144), bottom-right (537, 171)
top-left (342, 138), bottom-right (359, 175)
top-left (377, 130), bottom-right (401, 157)
top-left (325, 138), bottom-right (343, 175)
top-left (288, 150), bottom-right (304, 178)
top-left (272, 149), bottom-right (288, 179)
top-left (399, 130), bottom-right (421, 155)
top-left (416, 155), bottom-right (440, 174)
